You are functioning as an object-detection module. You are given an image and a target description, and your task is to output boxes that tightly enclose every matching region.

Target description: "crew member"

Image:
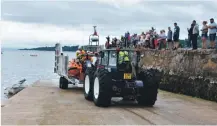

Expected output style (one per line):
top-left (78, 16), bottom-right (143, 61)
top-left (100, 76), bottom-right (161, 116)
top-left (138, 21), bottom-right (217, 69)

top-left (118, 51), bottom-right (129, 64)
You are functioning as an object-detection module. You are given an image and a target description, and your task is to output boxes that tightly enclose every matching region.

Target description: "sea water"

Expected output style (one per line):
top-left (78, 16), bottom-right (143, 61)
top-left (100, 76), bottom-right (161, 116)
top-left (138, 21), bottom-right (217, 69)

top-left (1, 50), bottom-right (76, 100)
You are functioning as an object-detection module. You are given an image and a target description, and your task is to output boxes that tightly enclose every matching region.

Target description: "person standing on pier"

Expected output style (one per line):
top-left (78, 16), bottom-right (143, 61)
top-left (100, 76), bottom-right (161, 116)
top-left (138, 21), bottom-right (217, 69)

top-left (192, 20), bottom-right (199, 50)
top-left (124, 32), bottom-right (130, 47)
top-left (201, 21), bottom-right (208, 49)
top-left (187, 23), bottom-right (194, 48)
top-left (173, 22), bottom-right (180, 50)
top-left (208, 18), bottom-right (217, 49)
top-left (167, 27), bottom-right (173, 49)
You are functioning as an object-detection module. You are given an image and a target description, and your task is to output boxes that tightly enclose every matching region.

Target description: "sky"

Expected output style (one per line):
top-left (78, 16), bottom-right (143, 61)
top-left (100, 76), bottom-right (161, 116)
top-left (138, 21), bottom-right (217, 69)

top-left (1, 0), bottom-right (217, 48)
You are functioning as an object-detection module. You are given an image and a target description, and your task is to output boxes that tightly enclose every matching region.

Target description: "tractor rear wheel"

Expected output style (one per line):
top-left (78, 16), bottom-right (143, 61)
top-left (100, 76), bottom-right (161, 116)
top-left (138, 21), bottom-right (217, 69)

top-left (93, 69), bottom-right (112, 107)
top-left (136, 69), bottom-right (160, 106)
top-left (84, 67), bottom-right (95, 101)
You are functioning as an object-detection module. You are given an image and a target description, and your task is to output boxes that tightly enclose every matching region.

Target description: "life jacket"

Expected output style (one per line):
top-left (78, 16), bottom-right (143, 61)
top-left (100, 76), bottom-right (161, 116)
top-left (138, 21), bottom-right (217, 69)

top-left (119, 51), bottom-right (129, 64)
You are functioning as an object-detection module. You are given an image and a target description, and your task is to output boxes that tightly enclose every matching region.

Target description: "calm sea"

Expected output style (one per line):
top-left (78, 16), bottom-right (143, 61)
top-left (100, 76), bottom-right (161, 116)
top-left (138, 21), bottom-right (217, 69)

top-left (1, 50), bottom-right (76, 101)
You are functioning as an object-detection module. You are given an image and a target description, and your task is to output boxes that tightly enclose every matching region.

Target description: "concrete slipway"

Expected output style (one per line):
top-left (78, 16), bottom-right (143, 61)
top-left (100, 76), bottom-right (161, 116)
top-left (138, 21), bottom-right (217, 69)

top-left (1, 79), bottom-right (217, 125)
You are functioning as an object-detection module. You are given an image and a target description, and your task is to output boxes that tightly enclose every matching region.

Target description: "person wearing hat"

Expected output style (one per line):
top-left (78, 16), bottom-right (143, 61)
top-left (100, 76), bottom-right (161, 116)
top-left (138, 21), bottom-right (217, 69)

top-left (208, 18), bottom-right (217, 49)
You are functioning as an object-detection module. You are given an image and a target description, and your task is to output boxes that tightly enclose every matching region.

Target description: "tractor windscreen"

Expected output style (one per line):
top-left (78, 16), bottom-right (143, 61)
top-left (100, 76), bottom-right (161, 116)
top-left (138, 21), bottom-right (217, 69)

top-left (109, 51), bottom-right (117, 66)
top-left (108, 50), bottom-right (135, 68)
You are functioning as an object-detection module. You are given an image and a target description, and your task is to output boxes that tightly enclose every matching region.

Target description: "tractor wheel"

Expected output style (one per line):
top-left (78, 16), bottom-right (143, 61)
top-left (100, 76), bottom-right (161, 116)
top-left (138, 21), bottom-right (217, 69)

top-left (84, 67), bottom-right (95, 101)
top-left (93, 69), bottom-right (112, 107)
top-left (136, 69), bottom-right (160, 106)
top-left (59, 77), bottom-right (68, 89)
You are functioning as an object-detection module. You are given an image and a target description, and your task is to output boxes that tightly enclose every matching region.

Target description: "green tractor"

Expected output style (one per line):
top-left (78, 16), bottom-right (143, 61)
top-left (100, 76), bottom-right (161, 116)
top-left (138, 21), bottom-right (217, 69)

top-left (83, 47), bottom-right (161, 107)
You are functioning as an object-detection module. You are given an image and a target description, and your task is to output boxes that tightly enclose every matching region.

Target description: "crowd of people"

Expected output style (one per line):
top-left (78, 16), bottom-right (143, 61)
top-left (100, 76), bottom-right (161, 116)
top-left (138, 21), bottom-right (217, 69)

top-left (105, 18), bottom-right (217, 50)
top-left (187, 18), bottom-right (217, 49)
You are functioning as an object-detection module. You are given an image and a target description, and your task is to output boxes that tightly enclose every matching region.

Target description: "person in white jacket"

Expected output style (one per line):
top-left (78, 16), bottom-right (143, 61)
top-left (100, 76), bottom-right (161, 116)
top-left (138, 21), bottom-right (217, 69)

top-left (158, 30), bottom-right (167, 50)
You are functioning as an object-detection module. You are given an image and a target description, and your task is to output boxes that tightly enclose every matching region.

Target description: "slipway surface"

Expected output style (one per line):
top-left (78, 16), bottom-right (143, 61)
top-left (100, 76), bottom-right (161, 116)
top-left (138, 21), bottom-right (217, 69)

top-left (1, 80), bottom-right (217, 125)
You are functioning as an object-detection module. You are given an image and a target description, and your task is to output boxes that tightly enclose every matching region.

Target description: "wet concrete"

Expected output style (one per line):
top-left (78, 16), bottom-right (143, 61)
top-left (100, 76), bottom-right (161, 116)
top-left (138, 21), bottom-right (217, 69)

top-left (1, 80), bottom-right (217, 125)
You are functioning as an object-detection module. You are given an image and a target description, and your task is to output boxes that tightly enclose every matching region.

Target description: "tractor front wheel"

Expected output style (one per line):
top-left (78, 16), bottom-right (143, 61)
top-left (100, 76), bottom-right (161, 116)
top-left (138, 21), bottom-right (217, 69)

top-left (84, 68), bottom-right (95, 101)
top-left (93, 69), bottom-right (112, 107)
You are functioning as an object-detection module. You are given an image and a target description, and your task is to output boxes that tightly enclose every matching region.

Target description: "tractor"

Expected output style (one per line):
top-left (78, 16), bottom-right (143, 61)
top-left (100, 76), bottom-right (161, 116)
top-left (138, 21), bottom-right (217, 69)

top-left (83, 47), bottom-right (160, 107)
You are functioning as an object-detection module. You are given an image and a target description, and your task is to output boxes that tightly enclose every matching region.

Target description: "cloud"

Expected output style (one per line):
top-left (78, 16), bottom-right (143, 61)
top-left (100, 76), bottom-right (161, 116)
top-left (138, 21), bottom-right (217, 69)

top-left (96, 0), bottom-right (144, 8)
top-left (0, 20), bottom-right (94, 47)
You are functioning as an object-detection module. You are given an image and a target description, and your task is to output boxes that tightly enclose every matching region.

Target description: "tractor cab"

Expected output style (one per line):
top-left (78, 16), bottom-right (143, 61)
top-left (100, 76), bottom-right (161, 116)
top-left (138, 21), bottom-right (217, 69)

top-left (97, 48), bottom-right (140, 80)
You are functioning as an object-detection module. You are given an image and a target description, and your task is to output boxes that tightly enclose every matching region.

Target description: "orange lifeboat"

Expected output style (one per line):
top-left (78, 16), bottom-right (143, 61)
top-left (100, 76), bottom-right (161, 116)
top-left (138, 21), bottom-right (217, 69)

top-left (68, 59), bottom-right (82, 79)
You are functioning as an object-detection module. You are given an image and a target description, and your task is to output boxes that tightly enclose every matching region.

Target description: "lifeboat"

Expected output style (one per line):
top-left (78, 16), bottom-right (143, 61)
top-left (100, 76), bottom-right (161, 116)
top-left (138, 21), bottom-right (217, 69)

top-left (68, 59), bottom-right (82, 79)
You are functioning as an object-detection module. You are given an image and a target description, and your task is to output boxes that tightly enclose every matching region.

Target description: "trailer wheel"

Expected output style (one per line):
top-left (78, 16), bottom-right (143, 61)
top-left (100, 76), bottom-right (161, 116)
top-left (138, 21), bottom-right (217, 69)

top-left (93, 69), bottom-right (112, 107)
top-left (59, 77), bottom-right (68, 89)
top-left (136, 69), bottom-right (160, 106)
top-left (84, 68), bottom-right (95, 101)
top-left (59, 77), bottom-right (63, 89)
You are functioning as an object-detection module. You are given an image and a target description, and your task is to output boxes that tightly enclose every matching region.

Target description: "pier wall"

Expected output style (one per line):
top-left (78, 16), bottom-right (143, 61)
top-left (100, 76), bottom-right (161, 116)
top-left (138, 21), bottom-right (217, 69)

top-left (139, 49), bottom-right (217, 102)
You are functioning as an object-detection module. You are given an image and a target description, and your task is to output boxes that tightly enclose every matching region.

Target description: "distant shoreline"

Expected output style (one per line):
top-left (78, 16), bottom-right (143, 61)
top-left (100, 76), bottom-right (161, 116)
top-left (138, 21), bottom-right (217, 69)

top-left (18, 49), bottom-right (77, 52)
top-left (18, 45), bottom-right (79, 52)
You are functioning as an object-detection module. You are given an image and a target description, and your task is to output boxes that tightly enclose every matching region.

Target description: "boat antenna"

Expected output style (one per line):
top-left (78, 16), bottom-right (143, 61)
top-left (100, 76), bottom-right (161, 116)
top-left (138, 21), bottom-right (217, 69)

top-left (93, 26), bottom-right (97, 35)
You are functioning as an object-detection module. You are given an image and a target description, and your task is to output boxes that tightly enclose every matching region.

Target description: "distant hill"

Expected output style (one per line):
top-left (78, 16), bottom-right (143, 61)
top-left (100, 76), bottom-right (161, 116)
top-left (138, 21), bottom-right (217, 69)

top-left (19, 45), bottom-right (79, 51)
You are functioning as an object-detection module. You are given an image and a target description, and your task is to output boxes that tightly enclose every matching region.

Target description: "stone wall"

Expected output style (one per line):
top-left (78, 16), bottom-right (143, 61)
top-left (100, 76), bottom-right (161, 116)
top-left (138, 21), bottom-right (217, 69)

top-left (138, 49), bottom-right (217, 102)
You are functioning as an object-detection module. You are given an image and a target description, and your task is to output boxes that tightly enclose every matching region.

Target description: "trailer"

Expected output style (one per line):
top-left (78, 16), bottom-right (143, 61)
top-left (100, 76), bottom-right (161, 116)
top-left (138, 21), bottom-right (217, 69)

top-left (54, 26), bottom-right (104, 88)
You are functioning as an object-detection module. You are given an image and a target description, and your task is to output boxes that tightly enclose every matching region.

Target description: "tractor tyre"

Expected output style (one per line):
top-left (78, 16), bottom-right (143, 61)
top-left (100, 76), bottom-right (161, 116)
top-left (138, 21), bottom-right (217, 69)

top-left (84, 67), bottom-right (95, 101)
top-left (59, 77), bottom-right (68, 89)
top-left (136, 69), bottom-right (160, 106)
top-left (93, 69), bottom-right (112, 107)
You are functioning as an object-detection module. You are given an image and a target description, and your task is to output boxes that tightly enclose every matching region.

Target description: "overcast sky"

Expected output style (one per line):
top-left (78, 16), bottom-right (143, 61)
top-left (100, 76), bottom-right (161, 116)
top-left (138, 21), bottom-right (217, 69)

top-left (1, 0), bottom-right (217, 48)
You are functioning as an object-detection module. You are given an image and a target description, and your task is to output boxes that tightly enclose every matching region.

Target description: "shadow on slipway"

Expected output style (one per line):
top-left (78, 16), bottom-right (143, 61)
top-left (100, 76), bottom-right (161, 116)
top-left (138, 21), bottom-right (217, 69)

top-left (62, 87), bottom-right (157, 108)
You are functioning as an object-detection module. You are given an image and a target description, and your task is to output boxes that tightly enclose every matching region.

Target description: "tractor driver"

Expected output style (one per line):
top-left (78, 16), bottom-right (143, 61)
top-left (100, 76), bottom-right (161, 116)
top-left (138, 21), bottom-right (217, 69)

top-left (118, 51), bottom-right (130, 64)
